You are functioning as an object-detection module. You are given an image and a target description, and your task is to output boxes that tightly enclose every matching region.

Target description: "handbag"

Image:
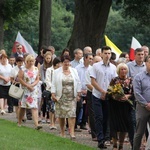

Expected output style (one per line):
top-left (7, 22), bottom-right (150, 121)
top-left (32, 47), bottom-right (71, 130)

top-left (9, 84), bottom-right (24, 99)
top-left (42, 90), bottom-right (51, 101)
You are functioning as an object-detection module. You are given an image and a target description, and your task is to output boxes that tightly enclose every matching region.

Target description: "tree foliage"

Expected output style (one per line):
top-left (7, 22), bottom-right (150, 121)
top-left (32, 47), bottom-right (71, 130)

top-left (61, 0), bottom-right (75, 13)
top-left (3, 0), bottom-right (38, 26)
top-left (0, 0), bottom-right (39, 49)
top-left (117, 0), bottom-right (150, 26)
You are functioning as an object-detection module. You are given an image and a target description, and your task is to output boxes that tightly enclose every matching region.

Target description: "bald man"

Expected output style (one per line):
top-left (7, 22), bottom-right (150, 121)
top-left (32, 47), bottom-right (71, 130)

top-left (93, 55), bottom-right (102, 63)
top-left (96, 48), bottom-right (102, 57)
top-left (80, 46), bottom-right (93, 63)
top-left (142, 45), bottom-right (149, 59)
top-left (83, 46), bottom-right (92, 54)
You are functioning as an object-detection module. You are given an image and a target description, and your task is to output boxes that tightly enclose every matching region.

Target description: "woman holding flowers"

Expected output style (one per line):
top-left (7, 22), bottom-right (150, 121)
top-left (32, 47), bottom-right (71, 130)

top-left (108, 63), bottom-right (134, 150)
top-left (18, 54), bottom-right (42, 130)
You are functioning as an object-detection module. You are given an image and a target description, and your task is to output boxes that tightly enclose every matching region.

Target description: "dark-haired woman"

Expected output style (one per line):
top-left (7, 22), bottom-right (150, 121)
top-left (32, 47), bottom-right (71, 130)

top-left (51, 55), bottom-right (81, 138)
top-left (10, 57), bottom-right (24, 119)
top-left (45, 57), bottom-right (62, 129)
top-left (119, 52), bottom-right (130, 63)
top-left (60, 48), bottom-right (70, 58)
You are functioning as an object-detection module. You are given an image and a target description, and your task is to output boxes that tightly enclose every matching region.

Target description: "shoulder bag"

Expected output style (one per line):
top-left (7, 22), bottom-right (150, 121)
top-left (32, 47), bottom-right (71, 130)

top-left (9, 83), bottom-right (24, 99)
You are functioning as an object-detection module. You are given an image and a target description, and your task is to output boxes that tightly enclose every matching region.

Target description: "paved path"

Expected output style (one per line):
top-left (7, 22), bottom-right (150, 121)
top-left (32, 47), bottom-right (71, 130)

top-left (1, 112), bottom-right (131, 150)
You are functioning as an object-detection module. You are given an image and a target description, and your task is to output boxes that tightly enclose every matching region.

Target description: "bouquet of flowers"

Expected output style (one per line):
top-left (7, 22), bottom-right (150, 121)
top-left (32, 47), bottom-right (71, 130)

top-left (107, 83), bottom-right (133, 106)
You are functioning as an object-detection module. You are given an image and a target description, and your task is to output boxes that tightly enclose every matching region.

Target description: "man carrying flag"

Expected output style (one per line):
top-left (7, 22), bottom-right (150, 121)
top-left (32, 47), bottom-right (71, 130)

top-left (13, 43), bottom-right (24, 58)
top-left (12, 32), bottom-right (37, 58)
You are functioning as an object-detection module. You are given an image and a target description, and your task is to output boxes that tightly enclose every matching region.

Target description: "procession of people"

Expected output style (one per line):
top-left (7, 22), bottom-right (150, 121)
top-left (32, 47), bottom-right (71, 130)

top-left (0, 44), bottom-right (150, 150)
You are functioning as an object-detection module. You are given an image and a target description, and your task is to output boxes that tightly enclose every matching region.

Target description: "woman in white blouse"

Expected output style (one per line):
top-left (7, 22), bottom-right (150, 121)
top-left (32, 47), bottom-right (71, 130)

top-left (0, 53), bottom-right (12, 114)
top-left (45, 57), bottom-right (62, 129)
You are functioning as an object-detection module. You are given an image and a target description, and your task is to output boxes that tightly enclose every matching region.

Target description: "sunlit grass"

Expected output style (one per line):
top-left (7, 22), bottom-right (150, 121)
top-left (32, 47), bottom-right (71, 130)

top-left (0, 119), bottom-right (94, 150)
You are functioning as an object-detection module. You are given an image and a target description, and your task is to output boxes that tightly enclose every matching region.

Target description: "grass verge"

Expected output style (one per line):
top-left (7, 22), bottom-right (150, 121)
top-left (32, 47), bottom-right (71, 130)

top-left (0, 119), bottom-right (95, 150)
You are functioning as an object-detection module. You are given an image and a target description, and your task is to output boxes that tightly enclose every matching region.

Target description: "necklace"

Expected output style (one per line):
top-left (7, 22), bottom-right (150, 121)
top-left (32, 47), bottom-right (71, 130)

top-left (63, 69), bottom-right (70, 75)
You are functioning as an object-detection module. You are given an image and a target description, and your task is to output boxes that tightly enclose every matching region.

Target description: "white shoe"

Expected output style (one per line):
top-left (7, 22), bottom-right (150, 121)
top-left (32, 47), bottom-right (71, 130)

top-left (50, 126), bottom-right (57, 130)
top-left (1, 110), bottom-right (6, 115)
top-left (104, 141), bottom-right (111, 146)
top-left (42, 119), bottom-right (46, 123)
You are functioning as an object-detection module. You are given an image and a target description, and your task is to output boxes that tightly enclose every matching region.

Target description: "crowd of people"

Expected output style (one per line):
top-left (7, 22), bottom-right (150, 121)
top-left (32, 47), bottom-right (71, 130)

top-left (0, 43), bottom-right (150, 150)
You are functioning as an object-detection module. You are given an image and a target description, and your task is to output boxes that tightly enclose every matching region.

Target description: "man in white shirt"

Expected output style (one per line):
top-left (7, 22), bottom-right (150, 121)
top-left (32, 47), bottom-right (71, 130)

top-left (85, 56), bottom-right (102, 141)
top-left (90, 46), bottom-right (117, 149)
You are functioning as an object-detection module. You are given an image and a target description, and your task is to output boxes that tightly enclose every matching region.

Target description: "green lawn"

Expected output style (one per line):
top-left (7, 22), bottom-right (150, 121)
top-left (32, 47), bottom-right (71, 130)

top-left (0, 119), bottom-right (94, 150)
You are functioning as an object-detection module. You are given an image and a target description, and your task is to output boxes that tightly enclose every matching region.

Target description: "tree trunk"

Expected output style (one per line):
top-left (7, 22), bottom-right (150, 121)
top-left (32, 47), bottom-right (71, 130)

top-left (0, 0), bottom-right (4, 49)
top-left (39, 0), bottom-right (51, 54)
top-left (68, 0), bottom-right (112, 56)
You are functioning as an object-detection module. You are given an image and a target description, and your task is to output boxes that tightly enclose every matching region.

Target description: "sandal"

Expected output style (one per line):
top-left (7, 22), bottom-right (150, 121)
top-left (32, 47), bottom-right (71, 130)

top-left (22, 119), bottom-right (26, 123)
top-left (35, 125), bottom-right (42, 130)
top-left (118, 145), bottom-right (123, 150)
top-left (70, 135), bottom-right (76, 140)
top-left (112, 144), bottom-right (117, 150)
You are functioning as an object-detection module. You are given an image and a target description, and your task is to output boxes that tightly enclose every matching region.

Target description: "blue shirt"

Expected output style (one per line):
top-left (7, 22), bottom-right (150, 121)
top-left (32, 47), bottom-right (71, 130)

top-left (71, 59), bottom-right (82, 68)
top-left (127, 60), bottom-right (146, 79)
top-left (133, 71), bottom-right (150, 106)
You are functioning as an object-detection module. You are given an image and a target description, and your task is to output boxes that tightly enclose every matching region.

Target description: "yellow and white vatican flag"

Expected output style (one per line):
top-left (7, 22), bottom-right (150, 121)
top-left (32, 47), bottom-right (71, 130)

top-left (104, 35), bottom-right (122, 60)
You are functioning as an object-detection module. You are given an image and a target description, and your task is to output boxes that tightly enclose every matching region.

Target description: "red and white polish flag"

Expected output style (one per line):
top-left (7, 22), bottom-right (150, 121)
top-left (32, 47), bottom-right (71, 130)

top-left (12, 32), bottom-right (37, 57)
top-left (129, 37), bottom-right (141, 61)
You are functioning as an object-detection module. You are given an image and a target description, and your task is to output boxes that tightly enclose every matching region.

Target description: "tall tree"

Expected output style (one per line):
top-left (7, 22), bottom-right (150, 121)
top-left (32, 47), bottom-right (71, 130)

top-left (39, 0), bottom-right (51, 53)
top-left (67, 0), bottom-right (112, 55)
top-left (0, 0), bottom-right (4, 48)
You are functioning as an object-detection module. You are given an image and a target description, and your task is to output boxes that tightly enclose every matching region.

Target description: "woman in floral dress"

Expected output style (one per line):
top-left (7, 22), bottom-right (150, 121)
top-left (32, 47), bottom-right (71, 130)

top-left (18, 54), bottom-right (42, 129)
top-left (51, 55), bottom-right (81, 138)
top-left (108, 63), bottom-right (135, 150)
